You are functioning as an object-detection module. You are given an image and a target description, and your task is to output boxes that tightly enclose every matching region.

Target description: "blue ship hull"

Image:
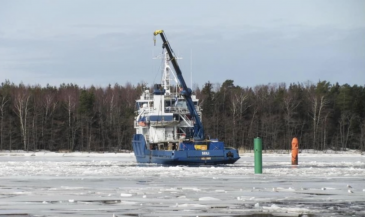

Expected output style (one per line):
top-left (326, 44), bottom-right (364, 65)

top-left (132, 134), bottom-right (240, 165)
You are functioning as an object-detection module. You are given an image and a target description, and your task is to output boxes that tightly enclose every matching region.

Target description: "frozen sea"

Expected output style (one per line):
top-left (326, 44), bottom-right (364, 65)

top-left (0, 151), bottom-right (364, 217)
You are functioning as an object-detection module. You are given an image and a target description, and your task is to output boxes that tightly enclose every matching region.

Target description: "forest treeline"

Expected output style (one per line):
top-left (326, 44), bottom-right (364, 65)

top-left (0, 79), bottom-right (364, 152)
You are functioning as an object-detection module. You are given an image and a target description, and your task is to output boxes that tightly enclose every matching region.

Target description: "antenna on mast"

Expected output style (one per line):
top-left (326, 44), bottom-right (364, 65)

top-left (190, 49), bottom-right (192, 89)
top-left (153, 48), bottom-right (181, 95)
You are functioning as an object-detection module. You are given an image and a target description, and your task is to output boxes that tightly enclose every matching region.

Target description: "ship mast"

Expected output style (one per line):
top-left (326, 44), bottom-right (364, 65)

top-left (160, 49), bottom-right (179, 95)
top-left (162, 51), bottom-right (171, 94)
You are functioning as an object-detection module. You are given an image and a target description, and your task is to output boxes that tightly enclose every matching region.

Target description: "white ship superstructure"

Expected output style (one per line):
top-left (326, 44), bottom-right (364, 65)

top-left (134, 50), bottom-right (201, 150)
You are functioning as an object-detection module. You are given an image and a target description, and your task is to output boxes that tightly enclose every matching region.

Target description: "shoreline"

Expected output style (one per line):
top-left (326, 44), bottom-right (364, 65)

top-left (0, 149), bottom-right (363, 157)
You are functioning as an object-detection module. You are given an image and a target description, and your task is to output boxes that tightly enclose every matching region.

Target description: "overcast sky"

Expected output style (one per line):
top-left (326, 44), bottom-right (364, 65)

top-left (0, 0), bottom-right (364, 89)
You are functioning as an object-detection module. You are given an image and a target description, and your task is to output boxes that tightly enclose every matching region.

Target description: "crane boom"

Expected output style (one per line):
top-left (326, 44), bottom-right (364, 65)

top-left (154, 30), bottom-right (205, 141)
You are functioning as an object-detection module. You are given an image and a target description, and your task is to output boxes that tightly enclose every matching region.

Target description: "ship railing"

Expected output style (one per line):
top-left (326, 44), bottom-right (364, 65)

top-left (136, 107), bottom-right (154, 113)
top-left (165, 105), bottom-right (201, 113)
top-left (149, 120), bottom-right (179, 127)
top-left (165, 106), bottom-right (190, 114)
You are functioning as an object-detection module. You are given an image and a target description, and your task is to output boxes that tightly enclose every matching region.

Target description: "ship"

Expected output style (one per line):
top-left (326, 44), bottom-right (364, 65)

top-left (131, 30), bottom-right (240, 165)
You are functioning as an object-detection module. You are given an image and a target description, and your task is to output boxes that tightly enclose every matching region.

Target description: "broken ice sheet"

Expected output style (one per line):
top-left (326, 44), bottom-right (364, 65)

top-left (0, 151), bottom-right (364, 216)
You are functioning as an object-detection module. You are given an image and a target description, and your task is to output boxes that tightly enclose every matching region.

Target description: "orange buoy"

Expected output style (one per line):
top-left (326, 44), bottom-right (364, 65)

top-left (291, 137), bottom-right (299, 165)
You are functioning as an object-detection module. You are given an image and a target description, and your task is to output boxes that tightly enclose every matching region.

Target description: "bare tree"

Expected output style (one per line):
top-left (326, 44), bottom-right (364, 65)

top-left (0, 96), bottom-right (9, 150)
top-left (283, 90), bottom-right (301, 146)
top-left (60, 85), bottom-right (79, 151)
top-left (338, 111), bottom-right (355, 150)
top-left (12, 85), bottom-right (31, 150)
top-left (42, 88), bottom-right (58, 150)
top-left (360, 120), bottom-right (365, 153)
top-left (307, 82), bottom-right (329, 150)
top-left (231, 88), bottom-right (249, 148)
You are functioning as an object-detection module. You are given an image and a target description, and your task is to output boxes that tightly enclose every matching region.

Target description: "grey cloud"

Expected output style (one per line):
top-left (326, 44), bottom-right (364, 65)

top-left (0, 25), bottom-right (364, 88)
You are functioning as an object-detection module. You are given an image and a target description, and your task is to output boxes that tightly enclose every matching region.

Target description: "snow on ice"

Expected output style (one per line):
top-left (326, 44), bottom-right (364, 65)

top-left (0, 150), bottom-right (364, 216)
